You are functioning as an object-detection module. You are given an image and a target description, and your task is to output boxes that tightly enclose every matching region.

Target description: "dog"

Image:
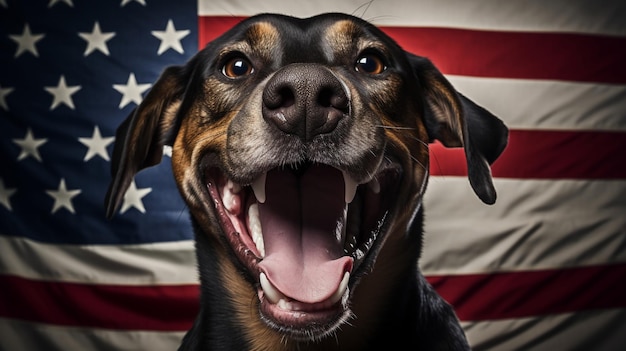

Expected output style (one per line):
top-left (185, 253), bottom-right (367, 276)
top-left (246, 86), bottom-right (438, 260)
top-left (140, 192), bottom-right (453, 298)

top-left (105, 13), bottom-right (508, 351)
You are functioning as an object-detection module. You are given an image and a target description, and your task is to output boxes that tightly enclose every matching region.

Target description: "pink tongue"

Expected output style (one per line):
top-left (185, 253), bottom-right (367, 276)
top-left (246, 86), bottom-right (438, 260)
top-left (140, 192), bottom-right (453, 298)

top-left (257, 165), bottom-right (353, 304)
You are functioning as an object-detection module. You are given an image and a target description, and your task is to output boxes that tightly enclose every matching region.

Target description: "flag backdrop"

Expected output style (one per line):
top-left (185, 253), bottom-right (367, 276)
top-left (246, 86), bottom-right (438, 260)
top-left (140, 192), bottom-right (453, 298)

top-left (1, 0), bottom-right (625, 350)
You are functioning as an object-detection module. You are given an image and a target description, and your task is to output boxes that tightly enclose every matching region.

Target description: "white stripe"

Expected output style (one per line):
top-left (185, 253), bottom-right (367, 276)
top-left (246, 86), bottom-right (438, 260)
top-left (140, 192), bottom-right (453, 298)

top-left (462, 309), bottom-right (626, 351)
top-left (448, 76), bottom-right (626, 131)
top-left (0, 235), bottom-right (199, 285)
top-left (198, 0), bottom-right (626, 36)
top-left (5, 178), bottom-right (623, 281)
top-left (420, 178), bottom-right (626, 275)
top-left (0, 317), bottom-right (185, 351)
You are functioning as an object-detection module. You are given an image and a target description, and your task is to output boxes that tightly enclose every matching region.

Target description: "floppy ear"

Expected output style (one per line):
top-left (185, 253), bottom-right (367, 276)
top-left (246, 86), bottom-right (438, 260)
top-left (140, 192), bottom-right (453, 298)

top-left (104, 65), bottom-right (188, 218)
top-left (408, 53), bottom-right (508, 204)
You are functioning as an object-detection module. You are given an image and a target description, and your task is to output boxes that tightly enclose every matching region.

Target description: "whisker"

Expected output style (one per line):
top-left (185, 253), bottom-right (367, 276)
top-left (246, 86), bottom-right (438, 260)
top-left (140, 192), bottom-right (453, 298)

top-left (363, 14), bottom-right (402, 25)
top-left (376, 124), bottom-right (429, 149)
top-left (376, 125), bottom-right (416, 131)
top-left (408, 135), bottom-right (429, 148)
top-left (175, 204), bottom-right (189, 224)
top-left (352, 0), bottom-right (375, 18)
top-left (410, 154), bottom-right (428, 171)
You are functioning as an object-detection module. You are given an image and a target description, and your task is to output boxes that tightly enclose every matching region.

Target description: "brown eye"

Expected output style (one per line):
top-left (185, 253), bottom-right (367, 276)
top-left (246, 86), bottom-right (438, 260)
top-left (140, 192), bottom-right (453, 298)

top-left (222, 57), bottom-right (254, 78)
top-left (355, 54), bottom-right (386, 74)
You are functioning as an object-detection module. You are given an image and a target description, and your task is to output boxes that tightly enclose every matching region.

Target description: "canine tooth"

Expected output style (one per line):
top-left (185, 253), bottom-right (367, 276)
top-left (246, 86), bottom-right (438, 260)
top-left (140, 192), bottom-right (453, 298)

top-left (342, 171), bottom-right (358, 204)
top-left (248, 203), bottom-right (265, 257)
top-left (251, 172), bottom-right (267, 203)
top-left (260, 272), bottom-right (283, 304)
top-left (227, 179), bottom-right (242, 193)
top-left (330, 272), bottom-right (350, 305)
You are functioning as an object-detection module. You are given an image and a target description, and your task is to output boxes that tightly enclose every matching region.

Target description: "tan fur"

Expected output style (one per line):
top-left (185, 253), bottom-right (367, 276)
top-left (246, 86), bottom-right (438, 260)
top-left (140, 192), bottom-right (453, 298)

top-left (219, 252), bottom-right (293, 351)
top-left (323, 20), bottom-right (362, 58)
top-left (246, 22), bottom-right (281, 61)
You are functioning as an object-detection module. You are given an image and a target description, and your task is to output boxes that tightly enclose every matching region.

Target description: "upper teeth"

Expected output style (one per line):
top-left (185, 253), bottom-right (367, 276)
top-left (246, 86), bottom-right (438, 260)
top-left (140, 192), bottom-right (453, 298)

top-left (223, 180), bottom-right (242, 213)
top-left (248, 203), bottom-right (265, 257)
top-left (342, 171), bottom-right (358, 204)
top-left (251, 172), bottom-right (267, 203)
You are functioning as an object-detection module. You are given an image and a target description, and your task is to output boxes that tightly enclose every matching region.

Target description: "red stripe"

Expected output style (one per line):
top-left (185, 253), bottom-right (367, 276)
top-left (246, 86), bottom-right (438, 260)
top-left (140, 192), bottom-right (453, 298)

top-left (0, 275), bottom-right (199, 331)
top-left (198, 16), bottom-right (626, 84)
top-left (382, 27), bottom-right (626, 84)
top-left (430, 129), bottom-right (626, 179)
top-left (198, 16), bottom-right (246, 48)
top-left (4, 265), bottom-right (624, 327)
top-left (427, 263), bottom-right (626, 321)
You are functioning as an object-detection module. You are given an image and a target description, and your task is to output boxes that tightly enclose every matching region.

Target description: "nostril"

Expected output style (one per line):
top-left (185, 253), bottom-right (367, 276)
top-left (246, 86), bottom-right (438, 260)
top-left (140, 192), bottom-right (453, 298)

top-left (317, 88), bottom-right (333, 108)
top-left (264, 85), bottom-right (296, 110)
top-left (318, 86), bottom-right (349, 113)
top-left (279, 87), bottom-right (295, 108)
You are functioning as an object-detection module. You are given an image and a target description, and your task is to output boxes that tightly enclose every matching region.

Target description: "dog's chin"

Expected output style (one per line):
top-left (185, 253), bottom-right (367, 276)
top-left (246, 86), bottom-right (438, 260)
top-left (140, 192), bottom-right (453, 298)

top-left (203, 158), bottom-right (401, 341)
top-left (258, 291), bottom-right (352, 342)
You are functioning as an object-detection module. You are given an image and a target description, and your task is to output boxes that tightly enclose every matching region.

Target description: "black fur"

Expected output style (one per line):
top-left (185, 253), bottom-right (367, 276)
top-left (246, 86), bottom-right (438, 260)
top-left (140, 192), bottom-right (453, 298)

top-left (105, 13), bottom-right (508, 351)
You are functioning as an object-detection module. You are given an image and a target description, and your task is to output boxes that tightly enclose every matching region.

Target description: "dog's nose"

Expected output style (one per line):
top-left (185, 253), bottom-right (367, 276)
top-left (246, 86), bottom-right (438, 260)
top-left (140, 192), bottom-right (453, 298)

top-left (262, 64), bottom-right (349, 141)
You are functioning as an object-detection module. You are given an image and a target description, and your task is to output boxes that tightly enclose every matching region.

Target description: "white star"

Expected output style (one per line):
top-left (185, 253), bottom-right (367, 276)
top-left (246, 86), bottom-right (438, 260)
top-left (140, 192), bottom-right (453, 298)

top-left (151, 19), bottom-right (190, 55)
top-left (9, 24), bottom-right (45, 58)
top-left (0, 179), bottom-right (17, 211)
top-left (13, 128), bottom-right (48, 162)
top-left (78, 126), bottom-right (115, 161)
top-left (113, 73), bottom-right (151, 109)
top-left (45, 75), bottom-right (81, 110)
top-left (121, 0), bottom-right (146, 6)
top-left (46, 178), bottom-right (82, 214)
top-left (48, 0), bottom-right (73, 7)
top-left (163, 145), bottom-right (172, 158)
top-left (120, 180), bottom-right (152, 214)
top-left (0, 85), bottom-right (14, 110)
top-left (79, 22), bottom-right (116, 56)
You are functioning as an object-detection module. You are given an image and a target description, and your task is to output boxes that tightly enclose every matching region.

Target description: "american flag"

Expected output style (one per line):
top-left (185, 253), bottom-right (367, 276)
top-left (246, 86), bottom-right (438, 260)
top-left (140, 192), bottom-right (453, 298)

top-left (1, 0), bottom-right (625, 350)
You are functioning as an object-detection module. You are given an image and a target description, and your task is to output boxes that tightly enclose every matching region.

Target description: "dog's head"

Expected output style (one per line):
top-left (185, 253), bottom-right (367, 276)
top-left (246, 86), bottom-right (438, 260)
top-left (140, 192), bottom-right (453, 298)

top-left (106, 13), bottom-right (507, 344)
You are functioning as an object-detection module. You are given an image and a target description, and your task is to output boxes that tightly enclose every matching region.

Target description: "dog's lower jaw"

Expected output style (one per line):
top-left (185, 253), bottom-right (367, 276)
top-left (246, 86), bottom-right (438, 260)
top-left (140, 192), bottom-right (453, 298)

top-left (196, 160), bottom-right (404, 345)
top-left (186, 222), bottom-right (427, 351)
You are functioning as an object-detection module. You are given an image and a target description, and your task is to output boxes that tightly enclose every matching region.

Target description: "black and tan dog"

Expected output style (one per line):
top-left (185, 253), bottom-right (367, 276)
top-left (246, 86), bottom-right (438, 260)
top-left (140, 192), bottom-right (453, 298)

top-left (105, 13), bottom-right (507, 351)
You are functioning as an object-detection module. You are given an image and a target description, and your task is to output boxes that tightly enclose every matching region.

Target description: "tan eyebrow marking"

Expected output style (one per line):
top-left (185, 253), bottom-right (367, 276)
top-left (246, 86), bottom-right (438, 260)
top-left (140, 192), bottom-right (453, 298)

top-left (324, 19), bottom-right (362, 57)
top-left (246, 21), bottom-right (281, 60)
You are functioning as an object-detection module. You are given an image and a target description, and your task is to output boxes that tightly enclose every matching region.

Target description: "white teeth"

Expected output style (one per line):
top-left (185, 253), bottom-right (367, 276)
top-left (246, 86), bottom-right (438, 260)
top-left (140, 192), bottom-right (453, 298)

top-left (227, 179), bottom-right (242, 193)
top-left (260, 272), bottom-right (283, 304)
top-left (330, 272), bottom-right (350, 305)
top-left (248, 203), bottom-right (265, 257)
top-left (222, 184), bottom-right (240, 213)
top-left (342, 171), bottom-right (358, 204)
top-left (251, 172), bottom-right (267, 203)
top-left (277, 298), bottom-right (293, 310)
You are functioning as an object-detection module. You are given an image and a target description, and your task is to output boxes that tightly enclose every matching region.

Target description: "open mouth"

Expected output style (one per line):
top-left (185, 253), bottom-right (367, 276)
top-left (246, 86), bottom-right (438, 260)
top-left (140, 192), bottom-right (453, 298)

top-left (205, 160), bottom-right (401, 339)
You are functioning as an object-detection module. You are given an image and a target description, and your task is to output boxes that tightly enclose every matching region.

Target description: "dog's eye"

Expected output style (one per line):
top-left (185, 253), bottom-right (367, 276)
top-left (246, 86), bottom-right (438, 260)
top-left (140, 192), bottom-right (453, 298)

top-left (355, 54), bottom-right (386, 75)
top-left (222, 57), bottom-right (254, 78)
